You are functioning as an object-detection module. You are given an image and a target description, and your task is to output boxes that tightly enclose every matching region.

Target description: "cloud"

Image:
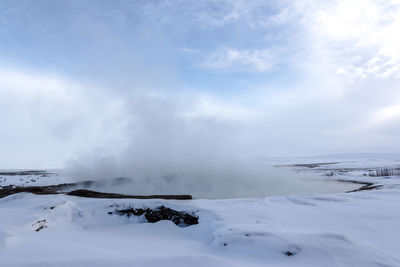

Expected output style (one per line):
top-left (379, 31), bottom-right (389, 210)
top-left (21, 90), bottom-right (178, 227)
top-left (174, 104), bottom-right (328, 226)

top-left (306, 0), bottom-right (400, 79)
top-left (200, 47), bottom-right (280, 73)
top-left (140, 0), bottom-right (286, 28)
top-left (2, 0), bottom-right (400, 174)
top-left (0, 68), bottom-right (128, 168)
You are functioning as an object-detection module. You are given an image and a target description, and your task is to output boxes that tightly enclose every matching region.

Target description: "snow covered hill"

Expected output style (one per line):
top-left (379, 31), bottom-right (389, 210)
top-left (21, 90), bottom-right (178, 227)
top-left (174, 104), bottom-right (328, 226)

top-left (1, 156), bottom-right (400, 266)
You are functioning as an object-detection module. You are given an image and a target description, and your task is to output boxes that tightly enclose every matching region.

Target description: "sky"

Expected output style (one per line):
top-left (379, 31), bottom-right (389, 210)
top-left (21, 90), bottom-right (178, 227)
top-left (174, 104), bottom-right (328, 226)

top-left (1, 0), bottom-right (400, 169)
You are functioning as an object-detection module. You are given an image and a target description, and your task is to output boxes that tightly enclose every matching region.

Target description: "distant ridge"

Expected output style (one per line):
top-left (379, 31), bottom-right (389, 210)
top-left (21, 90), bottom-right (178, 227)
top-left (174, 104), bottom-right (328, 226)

top-left (312, 153), bottom-right (400, 160)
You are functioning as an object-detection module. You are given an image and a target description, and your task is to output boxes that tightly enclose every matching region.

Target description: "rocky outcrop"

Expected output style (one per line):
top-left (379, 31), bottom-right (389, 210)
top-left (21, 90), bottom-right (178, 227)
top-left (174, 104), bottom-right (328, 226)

top-left (109, 205), bottom-right (199, 226)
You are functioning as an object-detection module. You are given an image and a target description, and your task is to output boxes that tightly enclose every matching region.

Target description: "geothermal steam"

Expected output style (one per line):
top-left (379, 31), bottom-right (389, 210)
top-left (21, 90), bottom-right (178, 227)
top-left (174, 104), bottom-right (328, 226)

top-left (67, 93), bottom-right (344, 198)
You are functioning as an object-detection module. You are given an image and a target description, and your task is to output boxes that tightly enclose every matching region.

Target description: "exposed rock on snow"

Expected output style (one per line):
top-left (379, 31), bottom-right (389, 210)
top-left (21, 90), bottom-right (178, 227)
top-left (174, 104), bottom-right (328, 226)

top-left (109, 205), bottom-right (199, 226)
top-left (0, 170), bottom-right (50, 176)
top-left (32, 219), bottom-right (48, 232)
top-left (0, 184), bottom-right (192, 200)
top-left (67, 189), bottom-right (192, 200)
top-left (368, 168), bottom-right (400, 177)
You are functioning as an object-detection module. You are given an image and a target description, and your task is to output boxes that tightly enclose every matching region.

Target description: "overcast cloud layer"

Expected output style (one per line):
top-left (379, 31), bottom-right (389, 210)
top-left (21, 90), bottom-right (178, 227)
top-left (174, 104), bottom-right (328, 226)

top-left (1, 0), bottom-right (400, 170)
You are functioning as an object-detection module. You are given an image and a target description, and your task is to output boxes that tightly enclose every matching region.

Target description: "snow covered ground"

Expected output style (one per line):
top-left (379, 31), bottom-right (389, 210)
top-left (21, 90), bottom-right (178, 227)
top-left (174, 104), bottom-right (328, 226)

top-left (1, 155), bottom-right (400, 266)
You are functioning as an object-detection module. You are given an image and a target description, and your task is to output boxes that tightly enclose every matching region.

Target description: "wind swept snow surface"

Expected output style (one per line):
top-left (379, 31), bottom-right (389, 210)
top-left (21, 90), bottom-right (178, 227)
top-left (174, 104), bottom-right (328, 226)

top-left (1, 157), bottom-right (400, 266)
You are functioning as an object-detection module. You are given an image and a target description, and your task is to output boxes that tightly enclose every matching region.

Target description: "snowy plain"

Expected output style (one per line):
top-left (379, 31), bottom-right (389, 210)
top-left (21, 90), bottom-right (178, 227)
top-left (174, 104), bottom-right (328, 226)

top-left (1, 154), bottom-right (400, 267)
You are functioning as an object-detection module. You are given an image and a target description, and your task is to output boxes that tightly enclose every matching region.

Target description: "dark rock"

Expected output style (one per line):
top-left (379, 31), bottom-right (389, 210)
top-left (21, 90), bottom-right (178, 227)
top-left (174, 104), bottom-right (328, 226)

top-left (67, 189), bottom-right (192, 200)
top-left (109, 205), bottom-right (199, 226)
top-left (284, 251), bottom-right (295, 256)
top-left (32, 219), bottom-right (48, 232)
top-left (368, 168), bottom-right (400, 177)
top-left (144, 206), bottom-right (198, 225)
top-left (0, 183), bottom-right (192, 200)
top-left (112, 208), bottom-right (147, 217)
top-left (0, 185), bottom-right (59, 198)
top-left (277, 162), bottom-right (340, 168)
top-left (35, 225), bottom-right (45, 232)
top-left (0, 170), bottom-right (48, 176)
